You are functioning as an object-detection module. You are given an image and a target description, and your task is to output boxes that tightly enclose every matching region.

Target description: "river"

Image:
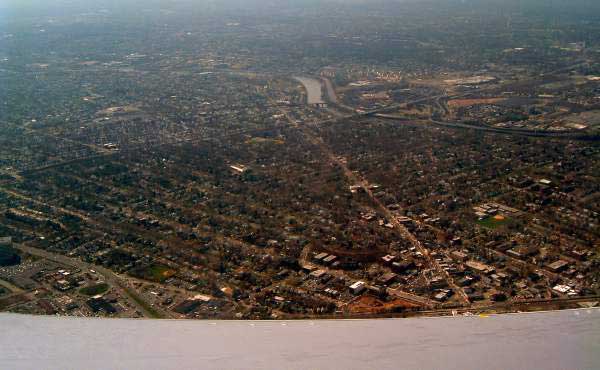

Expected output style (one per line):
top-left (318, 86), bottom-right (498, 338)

top-left (294, 76), bottom-right (325, 105)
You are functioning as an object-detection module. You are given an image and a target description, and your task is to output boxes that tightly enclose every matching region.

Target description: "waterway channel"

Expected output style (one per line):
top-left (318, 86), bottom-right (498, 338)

top-left (294, 76), bottom-right (325, 105)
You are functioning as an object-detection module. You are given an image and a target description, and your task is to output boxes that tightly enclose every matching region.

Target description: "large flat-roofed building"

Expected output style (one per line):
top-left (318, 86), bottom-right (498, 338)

top-left (465, 260), bottom-right (494, 274)
top-left (547, 260), bottom-right (570, 273)
top-left (349, 281), bottom-right (366, 295)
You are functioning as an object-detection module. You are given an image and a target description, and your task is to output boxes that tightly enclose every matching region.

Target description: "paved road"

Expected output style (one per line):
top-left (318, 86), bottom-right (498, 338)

top-left (297, 120), bottom-right (470, 304)
top-left (374, 115), bottom-right (599, 140)
top-left (0, 279), bottom-right (23, 294)
top-left (271, 87), bottom-right (470, 306)
top-left (15, 245), bottom-right (163, 319)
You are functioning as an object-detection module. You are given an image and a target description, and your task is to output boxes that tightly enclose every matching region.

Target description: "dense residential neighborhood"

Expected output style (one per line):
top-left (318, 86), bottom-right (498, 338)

top-left (0, 0), bottom-right (599, 319)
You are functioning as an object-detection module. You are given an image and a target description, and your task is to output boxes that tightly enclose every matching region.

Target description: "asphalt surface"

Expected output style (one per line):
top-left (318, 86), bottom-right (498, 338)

top-left (1, 308), bottom-right (599, 370)
top-left (15, 244), bottom-right (162, 318)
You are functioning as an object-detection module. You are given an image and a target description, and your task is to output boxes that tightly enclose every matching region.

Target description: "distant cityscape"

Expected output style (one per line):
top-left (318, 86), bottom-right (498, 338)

top-left (0, 0), bottom-right (598, 319)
